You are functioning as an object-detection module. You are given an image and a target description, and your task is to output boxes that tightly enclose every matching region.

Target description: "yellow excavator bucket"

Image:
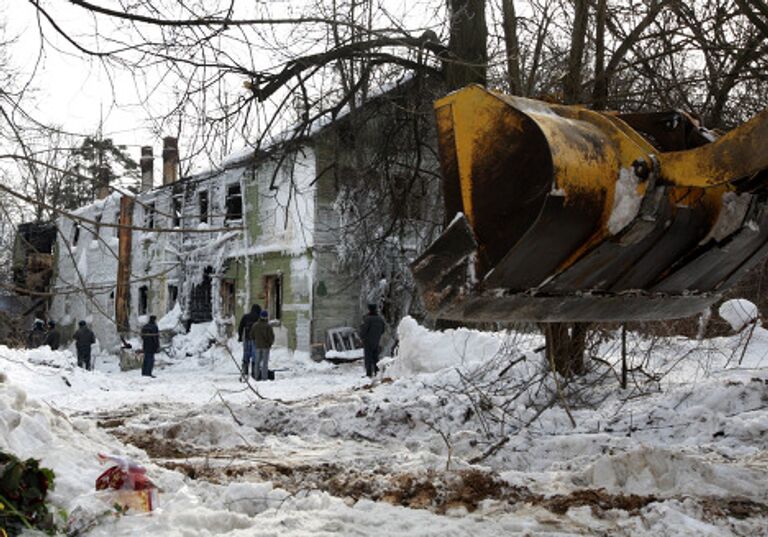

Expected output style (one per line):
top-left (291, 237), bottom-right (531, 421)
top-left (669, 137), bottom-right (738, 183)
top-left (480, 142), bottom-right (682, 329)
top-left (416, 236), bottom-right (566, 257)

top-left (412, 85), bottom-right (768, 322)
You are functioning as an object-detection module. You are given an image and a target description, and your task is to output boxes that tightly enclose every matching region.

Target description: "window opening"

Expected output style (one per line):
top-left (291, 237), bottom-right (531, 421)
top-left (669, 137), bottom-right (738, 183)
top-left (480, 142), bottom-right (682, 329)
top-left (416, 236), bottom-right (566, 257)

top-left (71, 222), bottom-right (80, 246)
top-left (167, 284), bottom-right (178, 312)
top-left (114, 212), bottom-right (121, 236)
top-left (172, 194), bottom-right (182, 227)
top-left (198, 191), bottom-right (209, 224)
top-left (263, 274), bottom-right (282, 320)
top-left (189, 267), bottom-right (213, 323)
top-left (225, 184), bottom-right (243, 221)
top-left (220, 278), bottom-right (236, 317)
top-left (145, 203), bottom-right (156, 229)
top-left (138, 285), bottom-right (149, 315)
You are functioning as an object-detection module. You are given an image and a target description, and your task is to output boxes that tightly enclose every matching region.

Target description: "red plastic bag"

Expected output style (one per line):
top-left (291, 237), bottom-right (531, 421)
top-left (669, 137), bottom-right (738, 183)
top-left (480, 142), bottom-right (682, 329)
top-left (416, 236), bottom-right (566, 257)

top-left (95, 454), bottom-right (158, 512)
top-left (95, 453), bottom-right (155, 491)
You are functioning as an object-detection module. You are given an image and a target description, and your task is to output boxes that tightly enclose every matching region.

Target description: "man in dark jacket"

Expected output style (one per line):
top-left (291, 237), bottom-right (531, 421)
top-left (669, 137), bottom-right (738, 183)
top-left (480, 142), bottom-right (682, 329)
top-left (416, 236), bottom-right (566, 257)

top-left (249, 310), bottom-right (275, 381)
top-left (141, 315), bottom-right (160, 377)
top-left (359, 304), bottom-right (386, 377)
top-left (27, 320), bottom-right (47, 349)
top-left (237, 304), bottom-right (261, 381)
top-left (73, 320), bottom-right (96, 370)
top-left (44, 320), bottom-right (61, 350)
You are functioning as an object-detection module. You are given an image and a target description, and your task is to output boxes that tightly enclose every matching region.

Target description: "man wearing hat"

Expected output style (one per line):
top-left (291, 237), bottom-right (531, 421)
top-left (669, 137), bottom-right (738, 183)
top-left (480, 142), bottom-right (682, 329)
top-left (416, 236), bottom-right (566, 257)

top-left (72, 320), bottom-right (96, 370)
top-left (44, 320), bottom-right (61, 350)
top-left (359, 304), bottom-right (386, 377)
top-left (141, 315), bottom-right (160, 377)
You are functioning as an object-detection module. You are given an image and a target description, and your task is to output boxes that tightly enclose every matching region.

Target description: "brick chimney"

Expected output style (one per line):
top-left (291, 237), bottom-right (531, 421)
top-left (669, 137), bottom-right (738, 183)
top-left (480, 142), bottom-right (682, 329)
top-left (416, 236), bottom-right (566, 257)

top-left (140, 146), bottom-right (154, 192)
top-left (162, 137), bottom-right (179, 186)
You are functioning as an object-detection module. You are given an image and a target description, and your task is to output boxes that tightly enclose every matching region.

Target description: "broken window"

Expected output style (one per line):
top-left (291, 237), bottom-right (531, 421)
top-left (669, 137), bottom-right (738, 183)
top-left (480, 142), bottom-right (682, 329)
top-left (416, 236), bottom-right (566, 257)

top-left (138, 285), bottom-right (148, 315)
top-left (198, 191), bottom-right (209, 224)
top-left (263, 274), bottom-right (282, 320)
top-left (172, 193), bottom-right (183, 227)
top-left (326, 327), bottom-right (363, 352)
top-left (225, 184), bottom-right (243, 222)
top-left (72, 222), bottom-right (80, 246)
top-left (145, 203), bottom-right (156, 229)
top-left (167, 284), bottom-right (178, 312)
top-left (220, 278), bottom-right (236, 317)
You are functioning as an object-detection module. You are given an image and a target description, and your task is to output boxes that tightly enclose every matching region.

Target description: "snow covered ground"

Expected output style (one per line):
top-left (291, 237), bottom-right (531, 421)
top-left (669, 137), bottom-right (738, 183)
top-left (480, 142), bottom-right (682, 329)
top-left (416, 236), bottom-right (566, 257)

top-left (2, 307), bottom-right (768, 536)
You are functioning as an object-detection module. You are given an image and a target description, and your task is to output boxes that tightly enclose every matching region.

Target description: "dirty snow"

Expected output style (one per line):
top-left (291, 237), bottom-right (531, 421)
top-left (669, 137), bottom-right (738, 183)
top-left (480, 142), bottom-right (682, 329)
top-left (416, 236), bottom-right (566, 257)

top-left (607, 167), bottom-right (643, 235)
top-left (1, 315), bottom-right (768, 536)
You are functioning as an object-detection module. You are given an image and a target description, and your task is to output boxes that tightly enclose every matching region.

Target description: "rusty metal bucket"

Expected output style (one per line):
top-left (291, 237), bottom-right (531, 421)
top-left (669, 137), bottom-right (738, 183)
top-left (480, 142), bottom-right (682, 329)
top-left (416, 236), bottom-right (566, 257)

top-left (413, 85), bottom-right (768, 322)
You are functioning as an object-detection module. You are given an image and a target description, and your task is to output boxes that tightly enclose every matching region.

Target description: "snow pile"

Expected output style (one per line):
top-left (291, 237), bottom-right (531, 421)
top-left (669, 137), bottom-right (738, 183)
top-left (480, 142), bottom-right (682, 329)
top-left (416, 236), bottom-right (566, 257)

top-left (3, 316), bottom-right (768, 535)
top-left (719, 299), bottom-right (759, 331)
top-left (25, 347), bottom-right (75, 369)
top-left (579, 447), bottom-right (768, 500)
top-left (385, 316), bottom-right (505, 376)
top-left (169, 321), bottom-right (219, 358)
top-left (159, 303), bottom-right (184, 332)
top-left (152, 414), bottom-right (250, 449)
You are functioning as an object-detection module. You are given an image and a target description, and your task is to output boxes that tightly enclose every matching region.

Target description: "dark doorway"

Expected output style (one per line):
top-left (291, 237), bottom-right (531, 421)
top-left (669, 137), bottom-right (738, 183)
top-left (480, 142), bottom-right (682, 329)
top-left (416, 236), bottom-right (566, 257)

top-left (264, 274), bottom-right (282, 320)
top-left (138, 285), bottom-right (149, 315)
top-left (189, 267), bottom-right (213, 323)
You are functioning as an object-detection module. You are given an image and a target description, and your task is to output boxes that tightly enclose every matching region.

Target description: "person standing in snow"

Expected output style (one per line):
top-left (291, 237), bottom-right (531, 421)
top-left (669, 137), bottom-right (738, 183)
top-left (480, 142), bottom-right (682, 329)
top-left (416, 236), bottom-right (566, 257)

top-left (250, 310), bottom-right (274, 381)
top-left (44, 320), bottom-right (61, 350)
top-left (141, 315), bottom-right (160, 378)
top-left (27, 319), bottom-right (47, 349)
top-left (237, 304), bottom-right (261, 381)
top-left (359, 304), bottom-right (386, 377)
top-left (73, 320), bottom-right (96, 370)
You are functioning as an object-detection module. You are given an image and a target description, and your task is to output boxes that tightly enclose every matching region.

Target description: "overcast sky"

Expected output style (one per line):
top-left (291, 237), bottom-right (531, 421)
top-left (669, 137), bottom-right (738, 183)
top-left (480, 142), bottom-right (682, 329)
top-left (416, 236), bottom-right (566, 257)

top-left (4, 0), bottom-right (442, 176)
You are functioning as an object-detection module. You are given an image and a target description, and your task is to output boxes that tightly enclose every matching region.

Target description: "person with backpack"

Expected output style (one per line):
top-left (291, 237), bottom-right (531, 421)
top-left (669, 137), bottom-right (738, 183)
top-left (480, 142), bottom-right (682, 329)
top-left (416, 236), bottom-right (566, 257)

top-left (249, 310), bottom-right (274, 381)
top-left (237, 304), bottom-right (261, 381)
top-left (27, 319), bottom-right (47, 349)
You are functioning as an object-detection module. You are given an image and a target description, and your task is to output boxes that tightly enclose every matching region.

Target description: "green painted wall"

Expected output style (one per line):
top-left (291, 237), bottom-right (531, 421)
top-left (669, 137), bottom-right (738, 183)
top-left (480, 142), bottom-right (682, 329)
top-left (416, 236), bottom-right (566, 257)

top-left (230, 252), bottom-right (312, 351)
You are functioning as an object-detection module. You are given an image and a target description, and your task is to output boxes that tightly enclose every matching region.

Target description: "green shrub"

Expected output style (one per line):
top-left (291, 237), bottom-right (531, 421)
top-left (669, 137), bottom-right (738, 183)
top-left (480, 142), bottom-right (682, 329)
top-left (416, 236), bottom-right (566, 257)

top-left (0, 451), bottom-right (56, 536)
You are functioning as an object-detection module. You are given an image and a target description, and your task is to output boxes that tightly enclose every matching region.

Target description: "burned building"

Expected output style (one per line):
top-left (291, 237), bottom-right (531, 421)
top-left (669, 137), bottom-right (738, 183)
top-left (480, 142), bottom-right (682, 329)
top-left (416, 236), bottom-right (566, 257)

top-left (47, 79), bottom-right (443, 355)
top-left (12, 221), bottom-right (57, 298)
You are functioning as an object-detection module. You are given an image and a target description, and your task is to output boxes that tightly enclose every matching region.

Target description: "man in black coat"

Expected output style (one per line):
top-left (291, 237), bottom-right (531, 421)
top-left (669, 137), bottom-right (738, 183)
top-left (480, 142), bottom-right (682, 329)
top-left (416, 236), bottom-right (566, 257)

top-left (141, 315), bottom-right (160, 377)
top-left (237, 304), bottom-right (261, 381)
top-left (44, 320), bottom-right (61, 350)
top-left (73, 320), bottom-right (96, 370)
top-left (359, 304), bottom-right (386, 377)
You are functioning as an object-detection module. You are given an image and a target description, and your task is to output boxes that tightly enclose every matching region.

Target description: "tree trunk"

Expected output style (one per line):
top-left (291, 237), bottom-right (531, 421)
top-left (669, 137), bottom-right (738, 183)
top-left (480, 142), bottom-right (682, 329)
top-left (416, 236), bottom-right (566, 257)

top-left (544, 322), bottom-right (588, 377)
top-left (445, 0), bottom-right (488, 90)
top-left (563, 0), bottom-right (589, 104)
top-left (592, 0), bottom-right (607, 109)
top-left (501, 0), bottom-right (522, 95)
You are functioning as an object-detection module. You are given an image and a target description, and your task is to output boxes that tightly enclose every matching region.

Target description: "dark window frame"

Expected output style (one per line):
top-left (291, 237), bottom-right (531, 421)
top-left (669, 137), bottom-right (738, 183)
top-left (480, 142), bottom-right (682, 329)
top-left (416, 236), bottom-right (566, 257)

top-left (138, 285), bottom-right (149, 315)
top-left (225, 183), bottom-right (243, 222)
top-left (198, 191), bottom-right (209, 224)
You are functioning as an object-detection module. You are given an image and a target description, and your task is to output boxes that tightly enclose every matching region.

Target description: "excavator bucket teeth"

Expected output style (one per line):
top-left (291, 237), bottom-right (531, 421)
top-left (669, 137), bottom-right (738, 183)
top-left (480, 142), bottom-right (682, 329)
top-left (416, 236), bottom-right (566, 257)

top-left (413, 85), bottom-right (768, 323)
